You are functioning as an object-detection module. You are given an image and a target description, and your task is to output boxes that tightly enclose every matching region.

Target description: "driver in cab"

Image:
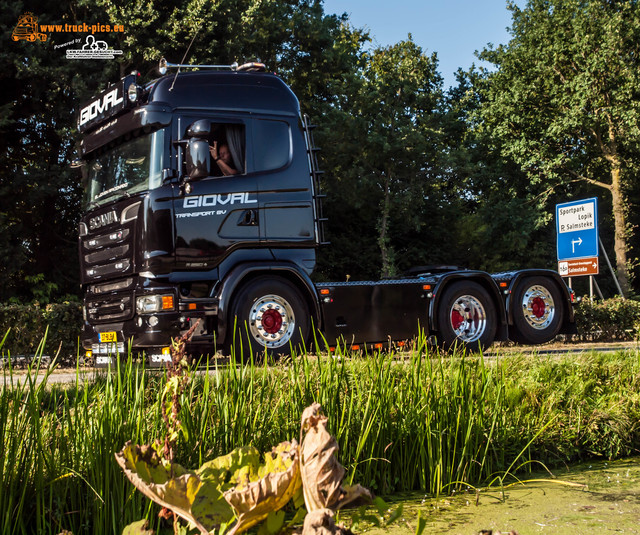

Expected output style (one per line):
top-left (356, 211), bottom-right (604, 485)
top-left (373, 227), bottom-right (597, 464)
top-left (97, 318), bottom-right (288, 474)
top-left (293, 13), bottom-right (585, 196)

top-left (209, 141), bottom-right (237, 176)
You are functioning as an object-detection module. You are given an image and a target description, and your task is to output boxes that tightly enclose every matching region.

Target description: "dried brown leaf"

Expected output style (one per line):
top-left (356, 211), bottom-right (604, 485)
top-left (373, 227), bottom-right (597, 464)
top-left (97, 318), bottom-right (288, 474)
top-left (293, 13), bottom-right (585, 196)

top-left (301, 508), bottom-right (353, 535)
top-left (300, 403), bottom-right (372, 512)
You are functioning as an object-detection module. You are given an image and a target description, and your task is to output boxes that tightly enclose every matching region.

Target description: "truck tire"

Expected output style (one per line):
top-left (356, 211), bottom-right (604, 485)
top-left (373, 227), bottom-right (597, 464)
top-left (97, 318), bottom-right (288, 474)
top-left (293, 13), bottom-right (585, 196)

top-left (227, 277), bottom-right (310, 359)
top-left (510, 276), bottom-right (563, 345)
top-left (436, 281), bottom-right (497, 352)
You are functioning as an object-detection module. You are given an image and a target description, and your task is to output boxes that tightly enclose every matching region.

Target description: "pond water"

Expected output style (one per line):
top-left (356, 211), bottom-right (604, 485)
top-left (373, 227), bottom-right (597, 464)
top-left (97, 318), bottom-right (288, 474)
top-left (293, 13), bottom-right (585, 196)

top-left (350, 457), bottom-right (640, 534)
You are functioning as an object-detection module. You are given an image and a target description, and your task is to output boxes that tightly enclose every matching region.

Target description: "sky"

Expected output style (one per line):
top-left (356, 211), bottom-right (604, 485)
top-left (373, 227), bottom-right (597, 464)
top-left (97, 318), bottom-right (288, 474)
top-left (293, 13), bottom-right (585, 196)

top-left (321, 0), bottom-right (521, 88)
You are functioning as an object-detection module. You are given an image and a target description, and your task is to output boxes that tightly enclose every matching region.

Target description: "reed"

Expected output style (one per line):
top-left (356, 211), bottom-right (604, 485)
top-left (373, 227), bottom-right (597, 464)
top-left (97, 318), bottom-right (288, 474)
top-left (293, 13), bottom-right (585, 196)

top-left (1, 336), bottom-right (639, 534)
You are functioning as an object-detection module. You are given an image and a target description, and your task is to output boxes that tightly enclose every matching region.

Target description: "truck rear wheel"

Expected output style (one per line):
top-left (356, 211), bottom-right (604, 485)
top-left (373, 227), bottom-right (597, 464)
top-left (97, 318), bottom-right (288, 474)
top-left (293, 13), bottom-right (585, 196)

top-left (510, 276), bottom-right (563, 345)
top-left (436, 281), bottom-right (497, 352)
top-left (227, 277), bottom-right (310, 359)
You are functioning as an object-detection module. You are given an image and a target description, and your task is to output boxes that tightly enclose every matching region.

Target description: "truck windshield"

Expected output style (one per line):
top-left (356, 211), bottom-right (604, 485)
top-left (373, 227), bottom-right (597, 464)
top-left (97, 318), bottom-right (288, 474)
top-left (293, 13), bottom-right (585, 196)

top-left (82, 130), bottom-right (164, 209)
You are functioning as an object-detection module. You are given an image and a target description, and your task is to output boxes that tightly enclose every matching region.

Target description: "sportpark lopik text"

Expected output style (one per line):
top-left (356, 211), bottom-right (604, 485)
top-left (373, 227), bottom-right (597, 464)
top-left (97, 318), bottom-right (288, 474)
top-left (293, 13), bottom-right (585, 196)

top-left (40, 23), bottom-right (124, 33)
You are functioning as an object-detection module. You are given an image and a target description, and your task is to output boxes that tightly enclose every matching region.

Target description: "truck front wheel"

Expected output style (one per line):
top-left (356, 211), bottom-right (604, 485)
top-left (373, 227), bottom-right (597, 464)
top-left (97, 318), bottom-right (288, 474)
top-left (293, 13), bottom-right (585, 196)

top-left (436, 281), bottom-right (497, 352)
top-left (510, 276), bottom-right (563, 345)
top-left (227, 277), bottom-right (310, 359)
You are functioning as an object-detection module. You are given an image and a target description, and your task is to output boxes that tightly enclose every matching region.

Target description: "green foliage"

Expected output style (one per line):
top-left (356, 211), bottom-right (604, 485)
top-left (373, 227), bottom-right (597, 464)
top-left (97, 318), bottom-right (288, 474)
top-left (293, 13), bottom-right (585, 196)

top-left (317, 38), bottom-right (448, 279)
top-left (574, 297), bottom-right (640, 341)
top-left (0, 301), bottom-right (81, 361)
top-left (3, 0), bottom-right (640, 296)
top-left (1, 0), bottom-right (112, 302)
top-left (477, 0), bottom-right (640, 292)
top-left (2, 347), bottom-right (640, 533)
top-left (440, 69), bottom-right (557, 272)
top-left (348, 497), bottom-right (404, 532)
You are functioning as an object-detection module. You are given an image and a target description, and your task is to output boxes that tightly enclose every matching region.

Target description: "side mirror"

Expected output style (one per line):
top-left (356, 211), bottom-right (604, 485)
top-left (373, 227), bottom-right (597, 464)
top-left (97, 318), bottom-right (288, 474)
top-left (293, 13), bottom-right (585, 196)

top-left (185, 139), bottom-right (210, 180)
top-left (187, 119), bottom-right (211, 138)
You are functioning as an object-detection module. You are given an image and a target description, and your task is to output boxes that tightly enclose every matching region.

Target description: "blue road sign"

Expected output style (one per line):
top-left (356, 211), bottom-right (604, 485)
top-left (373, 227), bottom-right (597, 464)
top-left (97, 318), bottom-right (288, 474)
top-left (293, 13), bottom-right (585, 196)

top-left (556, 197), bottom-right (599, 261)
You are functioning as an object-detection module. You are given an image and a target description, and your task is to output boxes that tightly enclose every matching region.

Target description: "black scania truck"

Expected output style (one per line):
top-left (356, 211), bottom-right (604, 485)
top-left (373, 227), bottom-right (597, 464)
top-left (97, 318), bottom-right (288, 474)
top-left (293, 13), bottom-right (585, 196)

top-left (77, 60), bottom-right (575, 365)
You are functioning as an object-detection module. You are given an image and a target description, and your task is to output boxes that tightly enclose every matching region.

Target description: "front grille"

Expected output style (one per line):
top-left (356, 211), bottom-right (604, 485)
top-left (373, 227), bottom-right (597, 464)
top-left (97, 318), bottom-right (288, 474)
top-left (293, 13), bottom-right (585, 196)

top-left (80, 220), bottom-right (133, 282)
top-left (85, 228), bottom-right (130, 250)
top-left (90, 278), bottom-right (134, 295)
top-left (84, 244), bottom-right (130, 264)
top-left (86, 292), bottom-right (134, 322)
top-left (86, 259), bottom-right (131, 278)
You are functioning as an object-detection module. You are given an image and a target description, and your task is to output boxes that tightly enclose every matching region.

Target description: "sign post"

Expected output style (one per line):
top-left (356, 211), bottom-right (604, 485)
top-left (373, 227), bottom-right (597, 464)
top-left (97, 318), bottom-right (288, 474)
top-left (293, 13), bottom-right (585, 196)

top-left (556, 198), bottom-right (599, 299)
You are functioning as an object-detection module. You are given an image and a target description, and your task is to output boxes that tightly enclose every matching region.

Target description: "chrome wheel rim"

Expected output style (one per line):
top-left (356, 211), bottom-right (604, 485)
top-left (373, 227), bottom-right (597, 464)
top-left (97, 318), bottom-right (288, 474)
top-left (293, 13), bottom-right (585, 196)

top-left (449, 295), bottom-right (487, 342)
top-left (521, 285), bottom-right (555, 330)
top-left (249, 294), bottom-right (296, 348)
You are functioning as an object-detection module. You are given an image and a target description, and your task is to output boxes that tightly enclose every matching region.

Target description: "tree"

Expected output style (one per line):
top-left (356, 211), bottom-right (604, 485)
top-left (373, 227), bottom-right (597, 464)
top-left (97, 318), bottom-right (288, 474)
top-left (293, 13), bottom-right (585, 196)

top-left (318, 39), bottom-right (445, 279)
top-left (478, 0), bottom-right (640, 294)
top-left (0, 0), bottom-right (115, 301)
top-left (441, 68), bottom-right (556, 273)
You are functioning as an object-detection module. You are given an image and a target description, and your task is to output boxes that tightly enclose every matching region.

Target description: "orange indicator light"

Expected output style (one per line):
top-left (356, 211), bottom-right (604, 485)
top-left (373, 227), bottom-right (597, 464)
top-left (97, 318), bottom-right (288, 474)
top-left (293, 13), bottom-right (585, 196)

top-left (162, 295), bottom-right (174, 310)
top-left (320, 288), bottom-right (330, 295)
top-left (188, 303), bottom-right (197, 310)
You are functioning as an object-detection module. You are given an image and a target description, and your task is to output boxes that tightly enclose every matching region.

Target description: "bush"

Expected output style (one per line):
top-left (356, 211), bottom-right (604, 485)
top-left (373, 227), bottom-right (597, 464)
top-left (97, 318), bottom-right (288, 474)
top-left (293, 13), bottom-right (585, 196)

top-left (574, 296), bottom-right (640, 341)
top-left (0, 302), bottom-right (82, 363)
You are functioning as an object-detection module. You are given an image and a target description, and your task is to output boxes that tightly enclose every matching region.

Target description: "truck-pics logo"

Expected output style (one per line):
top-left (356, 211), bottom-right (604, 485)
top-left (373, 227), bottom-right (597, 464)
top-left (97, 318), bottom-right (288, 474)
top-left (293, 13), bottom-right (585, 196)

top-left (11, 12), bottom-right (124, 60)
top-left (11, 13), bottom-right (46, 42)
top-left (66, 35), bottom-right (123, 60)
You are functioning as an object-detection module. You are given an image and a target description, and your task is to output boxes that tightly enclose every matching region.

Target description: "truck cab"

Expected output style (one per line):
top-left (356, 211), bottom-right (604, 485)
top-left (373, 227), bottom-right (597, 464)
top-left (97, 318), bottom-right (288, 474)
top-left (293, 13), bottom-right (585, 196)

top-left (78, 66), bottom-right (324, 364)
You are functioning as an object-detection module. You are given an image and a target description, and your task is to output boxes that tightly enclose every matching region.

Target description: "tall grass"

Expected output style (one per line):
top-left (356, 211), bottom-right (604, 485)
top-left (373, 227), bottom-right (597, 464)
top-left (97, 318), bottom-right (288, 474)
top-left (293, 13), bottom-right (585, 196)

top-left (1, 339), bottom-right (640, 534)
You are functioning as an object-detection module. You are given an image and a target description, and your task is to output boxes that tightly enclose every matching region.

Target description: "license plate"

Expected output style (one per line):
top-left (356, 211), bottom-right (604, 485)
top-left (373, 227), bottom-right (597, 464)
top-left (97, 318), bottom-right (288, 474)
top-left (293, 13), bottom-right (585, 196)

top-left (99, 331), bottom-right (117, 343)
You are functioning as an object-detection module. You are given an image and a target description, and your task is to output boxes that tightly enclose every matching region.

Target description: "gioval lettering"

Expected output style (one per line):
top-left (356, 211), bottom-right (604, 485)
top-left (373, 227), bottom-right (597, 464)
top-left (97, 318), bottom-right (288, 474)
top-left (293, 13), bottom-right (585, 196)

top-left (79, 88), bottom-right (123, 126)
top-left (182, 192), bottom-right (258, 209)
top-left (202, 195), bottom-right (217, 207)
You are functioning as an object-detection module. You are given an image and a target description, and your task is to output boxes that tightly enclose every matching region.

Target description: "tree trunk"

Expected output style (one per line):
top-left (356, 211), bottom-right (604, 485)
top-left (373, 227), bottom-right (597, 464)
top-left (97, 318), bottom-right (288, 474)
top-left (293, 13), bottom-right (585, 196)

top-left (610, 165), bottom-right (630, 296)
top-left (378, 173), bottom-right (393, 278)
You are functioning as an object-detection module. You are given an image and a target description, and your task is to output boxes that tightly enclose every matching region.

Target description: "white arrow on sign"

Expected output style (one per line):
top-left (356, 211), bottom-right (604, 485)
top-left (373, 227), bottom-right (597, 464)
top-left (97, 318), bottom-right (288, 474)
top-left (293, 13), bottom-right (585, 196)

top-left (571, 236), bottom-right (582, 253)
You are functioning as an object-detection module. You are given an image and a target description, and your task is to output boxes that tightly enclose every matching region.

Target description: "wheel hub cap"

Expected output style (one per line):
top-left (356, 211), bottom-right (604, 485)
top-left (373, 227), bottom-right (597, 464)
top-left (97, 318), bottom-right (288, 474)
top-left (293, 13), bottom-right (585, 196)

top-left (249, 295), bottom-right (296, 349)
top-left (521, 285), bottom-right (555, 329)
top-left (261, 308), bottom-right (283, 334)
top-left (449, 295), bottom-right (487, 343)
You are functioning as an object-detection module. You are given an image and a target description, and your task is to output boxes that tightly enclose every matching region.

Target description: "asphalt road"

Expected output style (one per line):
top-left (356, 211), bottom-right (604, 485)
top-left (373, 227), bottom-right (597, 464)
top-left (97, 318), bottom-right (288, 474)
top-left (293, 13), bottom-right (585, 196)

top-left (2, 341), bottom-right (638, 387)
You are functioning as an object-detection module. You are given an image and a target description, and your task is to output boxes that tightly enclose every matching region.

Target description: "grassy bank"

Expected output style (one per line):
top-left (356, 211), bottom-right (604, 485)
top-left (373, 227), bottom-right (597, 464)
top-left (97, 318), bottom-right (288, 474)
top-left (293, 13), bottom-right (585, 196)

top-left (1, 346), bottom-right (640, 534)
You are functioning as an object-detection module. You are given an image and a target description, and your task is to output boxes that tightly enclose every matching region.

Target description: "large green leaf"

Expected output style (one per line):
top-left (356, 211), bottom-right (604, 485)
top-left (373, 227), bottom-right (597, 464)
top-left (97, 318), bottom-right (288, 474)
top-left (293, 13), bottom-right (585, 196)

top-left (223, 441), bottom-right (301, 535)
top-left (116, 441), bottom-right (238, 534)
top-left (117, 441), bottom-right (302, 535)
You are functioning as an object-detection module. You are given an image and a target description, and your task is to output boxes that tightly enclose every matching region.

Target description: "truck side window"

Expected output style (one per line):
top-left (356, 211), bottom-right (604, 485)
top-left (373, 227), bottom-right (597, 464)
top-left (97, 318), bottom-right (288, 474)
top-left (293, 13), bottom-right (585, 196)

top-left (221, 124), bottom-right (245, 174)
top-left (253, 119), bottom-right (291, 172)
top-left (200, 122), bottom-right (246, 177)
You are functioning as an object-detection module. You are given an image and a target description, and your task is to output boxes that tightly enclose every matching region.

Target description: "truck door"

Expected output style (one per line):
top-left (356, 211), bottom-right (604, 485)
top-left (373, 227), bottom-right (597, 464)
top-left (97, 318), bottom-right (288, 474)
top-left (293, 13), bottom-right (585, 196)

top-left (253, 118), bottom-right (316, 248)
top-left (173, 116), bottom-right (260, 270)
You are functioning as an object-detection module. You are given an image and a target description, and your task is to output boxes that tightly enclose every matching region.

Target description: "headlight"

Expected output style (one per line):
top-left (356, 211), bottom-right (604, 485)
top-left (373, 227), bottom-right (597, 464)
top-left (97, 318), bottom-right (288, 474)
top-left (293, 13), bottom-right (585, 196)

top-left (136, 294), bottom-right (174, 313)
